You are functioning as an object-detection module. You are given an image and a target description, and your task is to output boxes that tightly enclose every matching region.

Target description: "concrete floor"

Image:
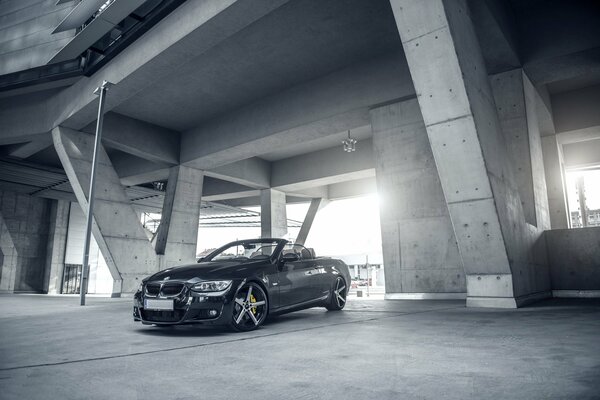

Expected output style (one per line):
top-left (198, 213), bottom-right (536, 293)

top-left (0, 295), bottom-right (599, 400)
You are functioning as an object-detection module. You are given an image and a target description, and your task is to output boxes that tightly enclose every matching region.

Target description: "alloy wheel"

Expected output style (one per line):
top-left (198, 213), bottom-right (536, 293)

top-left (231, 283), bottom-right (268, 331)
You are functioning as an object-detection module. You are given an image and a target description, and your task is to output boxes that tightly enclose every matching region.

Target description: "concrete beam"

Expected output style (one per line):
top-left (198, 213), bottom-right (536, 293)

top-left (272, 139), bottom-right (376, 192)
top-left (552, 84), bottom-right (600, 133)
top-left (562, 138), bottom-right (600, 169)
top-left (327, 178), bottom-right (377, 200)
top-left (205, 157), bottom-right (270, 189)
top-left (111, 152), bottom-right (171, 186)
top-left (181, 52), bottom-right (415, 169)
top-left (82, 113), bottom-right (180, 165)
top-left (557, 126), bottom-right (600, 145)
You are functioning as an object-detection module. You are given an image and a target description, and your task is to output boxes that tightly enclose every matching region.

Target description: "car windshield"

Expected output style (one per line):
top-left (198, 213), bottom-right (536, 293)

top-left (204, 240), bottom-right (281, 262)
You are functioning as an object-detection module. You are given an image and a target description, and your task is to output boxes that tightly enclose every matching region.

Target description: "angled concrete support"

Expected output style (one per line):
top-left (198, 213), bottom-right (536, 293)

top-left (391, 0), bottom-right (551, 307)
top-left (43, 200), bottom-right (70, 294)
top-left (295, 198), bottom-right (328, 246)
top-left (371, 100), bottom-right (465, 298)
top-left (53, 126), bottom-right (158, 294)
top-left (542, 135), bottom-right (570, 229)
top-left (260, 189), bottom-right (287, 239)
top-left (155, 166), bottom-right (204, 267)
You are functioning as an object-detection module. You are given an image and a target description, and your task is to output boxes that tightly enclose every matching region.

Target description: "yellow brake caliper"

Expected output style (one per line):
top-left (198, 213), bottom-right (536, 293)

top-left (250, 293), bottom-right (257, 315)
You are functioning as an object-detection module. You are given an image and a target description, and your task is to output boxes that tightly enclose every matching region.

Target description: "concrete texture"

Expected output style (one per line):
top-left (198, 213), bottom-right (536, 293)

top-left (42, 200), bottom-right (69, 294)
top-left (0, 0), bottom-right (76, 75)
top-left (0, 190), bottom-right (52, 292)
top-left (541, 134), bottom-right (570, 229)
top-left (155, 166), bottom-right (204, 266)
top-left (490, 69), bottom-right (537, 226)
top-left (53, 128), bottom-right (207, 293)
top-left (391, 0), bottom-right (551, 307)
top-left (370, 100), bottom-right (465, 296)
top-left (260, 189), bottom-right (287, 238)
top-left (53, 127), bottom-right (158, 294)
top-left (0, 295), bottom-right (599, 399)
top-left (546, 227), bottom-right (600, 292)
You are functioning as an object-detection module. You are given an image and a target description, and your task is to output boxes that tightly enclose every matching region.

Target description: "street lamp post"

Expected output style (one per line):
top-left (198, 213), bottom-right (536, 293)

top-left (80, 80), bottom-right (112, 306)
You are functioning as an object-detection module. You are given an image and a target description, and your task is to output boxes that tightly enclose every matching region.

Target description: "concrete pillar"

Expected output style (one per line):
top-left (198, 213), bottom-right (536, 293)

top-left (156, 165), bottom-right (204, 267)
top-left (53, 126), bottom-right (158, 294)
top-left (295, 198), bottom-right (327, 245)
top-left (0, 211), bottom-right (17, 293)
top-left (371, 100), bottom-right (465, 299)
top-left (541, 135), bottom-right (570, 229)
top-left (260, 189), bottom-right (287, 238)
top-left (490, 70), bottom-right (537, 225)
top-left (43, 200), bottom-right (70, 294)
top-left (391, 0), bottom-right (551, 307)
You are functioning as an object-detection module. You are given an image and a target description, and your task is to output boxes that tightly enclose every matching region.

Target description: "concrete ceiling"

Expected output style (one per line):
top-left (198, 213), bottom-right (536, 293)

top-left (112, 0), bottom-right (401, 131)
top-left (259, 125), bottom-right (372, 162)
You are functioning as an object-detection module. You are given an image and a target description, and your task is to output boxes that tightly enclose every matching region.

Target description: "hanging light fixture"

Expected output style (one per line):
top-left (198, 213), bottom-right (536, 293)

top-left (342, 130), bottom-right (357, 152)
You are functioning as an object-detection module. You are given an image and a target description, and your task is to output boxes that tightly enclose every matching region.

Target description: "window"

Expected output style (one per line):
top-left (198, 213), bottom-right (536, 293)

top-left (565, 168), bottom-right (600, 228)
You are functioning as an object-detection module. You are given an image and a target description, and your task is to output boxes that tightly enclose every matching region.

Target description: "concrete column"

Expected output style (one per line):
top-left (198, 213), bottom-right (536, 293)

top-left (541, 135), bottom-right (570, 229)
top-left (490, 70), bottom-right (537, 225)
top-left (260, 189), bottom-right (287, 238)
top-left (53, 126), bottom-right (158, 294)
top-left (295, 198), bottom-right (328, 245)
top-left (371, 100), bottom-right (465, 299)
top-left (156, 165), bottom-right (204, 267)
top-left (43, 200), bottom-right (70, 294)
top-left (391, 0), bottom-right (551, 307)
top-left (0, 211), bottom-right (17, 293)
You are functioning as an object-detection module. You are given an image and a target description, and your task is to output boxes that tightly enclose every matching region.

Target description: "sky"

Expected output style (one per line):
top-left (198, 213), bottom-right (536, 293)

top-left (565, 169), bottom-right (600, 211)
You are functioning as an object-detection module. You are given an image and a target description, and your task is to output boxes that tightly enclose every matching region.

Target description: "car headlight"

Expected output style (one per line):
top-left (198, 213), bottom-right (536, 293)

top-left (191, 280), bottom-right (232, 292)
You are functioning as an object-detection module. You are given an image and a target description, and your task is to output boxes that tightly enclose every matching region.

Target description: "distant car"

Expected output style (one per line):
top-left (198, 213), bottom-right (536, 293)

top-left (352, 279), bottom-right (368, 288)
top-left (133, 239), bottom-right (351, 331)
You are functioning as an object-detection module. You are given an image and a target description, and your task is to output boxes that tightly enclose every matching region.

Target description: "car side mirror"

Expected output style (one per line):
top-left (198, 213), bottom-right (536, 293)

top-left (197, 257), bottom-right (205, 263)
top-left (281, 253), bottom-right (300, 263)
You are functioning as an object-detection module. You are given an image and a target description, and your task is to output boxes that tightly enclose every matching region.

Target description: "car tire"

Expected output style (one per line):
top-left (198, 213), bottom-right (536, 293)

top-left (325, 277), bottom-right (347, 311)
top-left (230, 282), bottom-right (268, 332)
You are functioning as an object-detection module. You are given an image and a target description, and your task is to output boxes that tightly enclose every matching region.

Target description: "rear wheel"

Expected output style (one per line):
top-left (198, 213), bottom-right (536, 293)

top-left (230, 282), bottom-right (268, 331)
top-left (326, 277), bottom-right (346, 311)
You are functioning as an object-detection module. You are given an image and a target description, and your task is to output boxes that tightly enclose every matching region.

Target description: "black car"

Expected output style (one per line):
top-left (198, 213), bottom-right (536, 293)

top-left (133, 238), bottom-right (350, 331)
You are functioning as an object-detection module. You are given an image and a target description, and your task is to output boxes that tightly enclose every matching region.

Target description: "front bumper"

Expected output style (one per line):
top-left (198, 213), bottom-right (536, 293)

top-left (133, 282), bottom-right (236, 326)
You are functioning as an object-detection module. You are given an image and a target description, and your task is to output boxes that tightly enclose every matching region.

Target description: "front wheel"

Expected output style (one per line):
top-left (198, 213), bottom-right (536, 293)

top-left (230, 282), bottom-right (268, 331)
top-left (326, 277), bottom-right (347, 311)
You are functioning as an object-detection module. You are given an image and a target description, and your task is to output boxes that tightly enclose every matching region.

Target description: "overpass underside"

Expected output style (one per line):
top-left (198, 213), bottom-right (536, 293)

top-left (1, 0), bottom-right (599, 306)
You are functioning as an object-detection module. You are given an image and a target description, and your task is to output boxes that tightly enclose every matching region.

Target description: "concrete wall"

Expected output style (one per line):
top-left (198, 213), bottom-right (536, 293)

top-left (0, 0), bottom-right (76, 75)
top-left (371, 100), bottom-right (465, 297)
top-left (546, 227), bottom-right (600, 293)
top-left (0, 189), bottom-right (52, 292)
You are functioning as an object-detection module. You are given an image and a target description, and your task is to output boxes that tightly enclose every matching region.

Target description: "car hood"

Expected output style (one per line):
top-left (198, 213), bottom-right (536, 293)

top-left (146, 260), bottom-right (267, 282)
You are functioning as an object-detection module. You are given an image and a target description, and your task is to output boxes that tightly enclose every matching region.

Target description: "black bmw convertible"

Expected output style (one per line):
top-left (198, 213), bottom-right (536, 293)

top-left (133, 238), bottom-right (351, 331)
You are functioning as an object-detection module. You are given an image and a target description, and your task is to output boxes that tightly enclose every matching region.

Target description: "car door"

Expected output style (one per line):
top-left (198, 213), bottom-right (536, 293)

top-left (277, 247), bottom-right (317, 307)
